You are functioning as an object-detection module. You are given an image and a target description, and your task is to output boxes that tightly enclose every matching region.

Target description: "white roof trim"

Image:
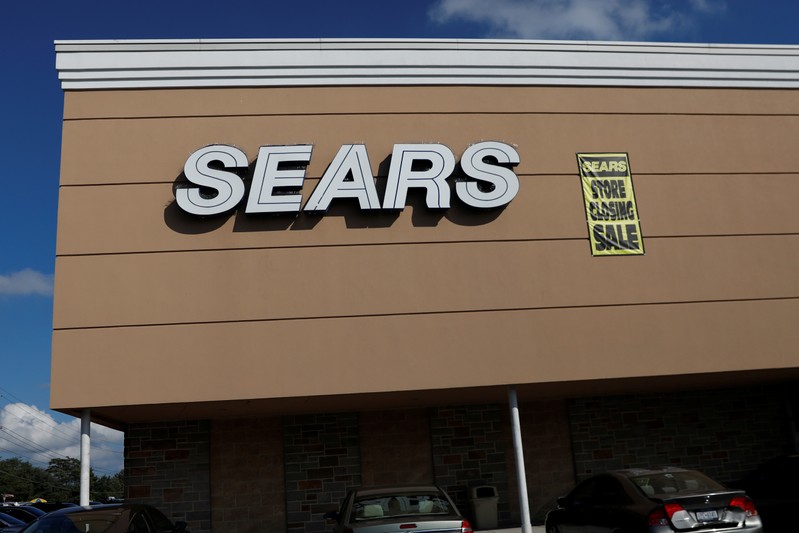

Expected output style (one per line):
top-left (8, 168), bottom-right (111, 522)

top-left (54, 38), bottom-right (799, 90)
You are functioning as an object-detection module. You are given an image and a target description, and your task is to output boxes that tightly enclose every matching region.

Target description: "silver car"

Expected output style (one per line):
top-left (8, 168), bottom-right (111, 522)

top-left (325, 485), bottom-right (473, 533)
top-left (545, 467), bottom-right (763, 533)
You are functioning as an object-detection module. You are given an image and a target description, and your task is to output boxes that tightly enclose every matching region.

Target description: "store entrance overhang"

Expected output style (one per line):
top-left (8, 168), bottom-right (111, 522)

top-left (59, 367), bottom-right (799, 431)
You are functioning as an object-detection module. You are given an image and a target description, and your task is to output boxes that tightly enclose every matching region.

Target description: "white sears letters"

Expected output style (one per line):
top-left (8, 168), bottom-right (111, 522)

top-left (305, 144), bottom-right (381, 212)
top-left (175, 141), bottom-right (520, 216)
top-left (175, 145), bottom-right (248, 216)
top-left (247, 145), bottom-right (313, 214)
top-left (457, 141), bottom-right (520, 209)
top-left (383, 144), bottom-right (456, 210)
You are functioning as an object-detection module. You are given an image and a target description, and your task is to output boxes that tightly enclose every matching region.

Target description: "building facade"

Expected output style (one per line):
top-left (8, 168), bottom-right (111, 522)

top-left (52, 39), bottom-right (799, 532)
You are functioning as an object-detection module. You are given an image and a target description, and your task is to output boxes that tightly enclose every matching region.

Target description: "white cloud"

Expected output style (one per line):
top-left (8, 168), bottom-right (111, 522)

top-left (0, 269), bottom-right (54, 297)
top-left (0, 403), bottom-right (123, 475)
top-left (429, 0), bottom-right (726, 41)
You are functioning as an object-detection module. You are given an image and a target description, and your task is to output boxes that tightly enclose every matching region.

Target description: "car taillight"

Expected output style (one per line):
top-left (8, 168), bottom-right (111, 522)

top-left (461, 519), bottom-right (474, 533)
top-left (647, 503), bottom-right (685, 526)
top-left (664, 502), bottom-right (685, 519)
top-left (730, 496), bottom-right (758, 517)
top-left (647, 508), bottom-right (668, 526)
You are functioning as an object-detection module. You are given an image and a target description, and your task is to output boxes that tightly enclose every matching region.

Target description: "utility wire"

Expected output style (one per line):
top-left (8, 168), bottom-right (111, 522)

top-left (0, 466), bottom-right (90, 495)
top-left (0, 430), bottom-right (120, 475)
top-left (0, 392), bottom-right (123, 451)
top-left (0, 391), bottom-right (85, 442)
top-left (0, 442), bottom-right (120, 477)
top-left (0, 406), bottom-right (123, 455)
top-left (0, 446), bottom-right (51, 469)
top-left (0, 427), bottom-right (71, 460)
top-left (0, 389), bottom-right (124, 474)
top-left (0, 389), bottom-right (122, 447)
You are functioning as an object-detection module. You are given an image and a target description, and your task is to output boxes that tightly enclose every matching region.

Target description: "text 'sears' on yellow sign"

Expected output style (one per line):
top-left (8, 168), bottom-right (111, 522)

top-left (577, 153), bottom-right (644, 256)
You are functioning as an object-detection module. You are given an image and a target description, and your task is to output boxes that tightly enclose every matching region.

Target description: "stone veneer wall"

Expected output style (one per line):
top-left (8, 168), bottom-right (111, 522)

top-left (277, 405), bottom-right (568, 530)
top-left (210, 418), bottom-right (285, 532)
top-left (280, 405), bottom-right (521, 529)
top-left (430, 405), bottom-right (511, 528)
top-left (360, 409), bottom-right (434, 485)
top-left (567, 386), bottom-right (790, 484)
top-left (283, 413), bottom-right (361, 533)
top-left (518, 400), bottom-right (576, 523)
top-left (125, 420), bottom-right (211, 533)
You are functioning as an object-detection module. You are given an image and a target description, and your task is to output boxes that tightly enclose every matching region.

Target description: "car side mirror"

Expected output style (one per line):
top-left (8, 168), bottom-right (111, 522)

top-left (556, 496), bottom-right (569, 508)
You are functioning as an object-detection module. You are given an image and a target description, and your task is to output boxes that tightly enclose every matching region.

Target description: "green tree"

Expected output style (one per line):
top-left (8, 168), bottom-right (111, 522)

top-left (93, 470), bottom-right (124, 502)
top-left (0, 458), bottom-right (50, 501)
top-left (46, 457), bottom-right (84, 502)
top-left (0, 457), bottom-right (123, 503)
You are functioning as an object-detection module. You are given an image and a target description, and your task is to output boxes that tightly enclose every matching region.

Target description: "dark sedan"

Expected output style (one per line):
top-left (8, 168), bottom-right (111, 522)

top-left (545, 467), bottom-right (762, 533)
top-left (18, 503), bottom-right (188, 533)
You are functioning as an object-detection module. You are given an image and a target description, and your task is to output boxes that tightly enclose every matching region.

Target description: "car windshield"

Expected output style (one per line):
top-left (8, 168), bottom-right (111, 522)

top-left (352, 491), bottom-right (454, 521)
top-left (630, 471), bottom-right (726, 498)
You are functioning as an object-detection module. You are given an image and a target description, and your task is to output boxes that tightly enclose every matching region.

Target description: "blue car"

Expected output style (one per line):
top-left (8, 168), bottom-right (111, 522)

top-left (0, 512), bottom-right (25, 533)
top-left (19, 504), bottom-right (188, 533)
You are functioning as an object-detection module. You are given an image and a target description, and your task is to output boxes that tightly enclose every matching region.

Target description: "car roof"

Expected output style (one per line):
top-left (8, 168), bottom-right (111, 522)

top-left (610, 467), bottom-right (696, 478)
top-left (352, 485), bottom-right (444, 497)
top-left (37, 503), bottom-right (152, 517)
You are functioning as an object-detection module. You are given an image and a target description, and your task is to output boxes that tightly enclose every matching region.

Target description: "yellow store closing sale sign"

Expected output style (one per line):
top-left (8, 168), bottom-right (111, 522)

top-left (577, 153), bottom-right (644, 256)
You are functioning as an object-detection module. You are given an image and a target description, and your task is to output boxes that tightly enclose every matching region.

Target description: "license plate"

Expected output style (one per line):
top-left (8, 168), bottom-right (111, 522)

top-left (696, 510), bottom-right (718, 522)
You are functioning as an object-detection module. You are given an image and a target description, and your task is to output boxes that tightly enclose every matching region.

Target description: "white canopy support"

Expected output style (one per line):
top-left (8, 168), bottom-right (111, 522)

top-left (508, 386), bottom-right (533, 533)
top-left (80, 410), bottom-right (91, 506)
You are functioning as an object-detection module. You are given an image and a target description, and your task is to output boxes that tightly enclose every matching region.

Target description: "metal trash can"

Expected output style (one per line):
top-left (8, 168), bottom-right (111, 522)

top-left (468, 485), bottom-right (499, 530)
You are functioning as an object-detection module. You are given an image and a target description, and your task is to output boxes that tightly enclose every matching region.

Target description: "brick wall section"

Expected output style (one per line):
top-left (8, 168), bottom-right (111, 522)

top-left (430, 405), bottom-right (510, 528)
top-left (517, 400), bottom-right (576, 523)
top-left (360, 409), bottom-right (434, 485)
top-left (210, 418), bottom-right (285, 532)
top-left (568, 386), bottom-right (788, 484)
top-left (125, 420), bottom-right (211, 533)
top-left (283, 413), bottom-right (361, 533)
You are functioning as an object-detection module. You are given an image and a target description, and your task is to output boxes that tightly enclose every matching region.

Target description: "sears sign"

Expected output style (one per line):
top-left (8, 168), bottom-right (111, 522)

top-left (175, 142), bottom-right (520, 216)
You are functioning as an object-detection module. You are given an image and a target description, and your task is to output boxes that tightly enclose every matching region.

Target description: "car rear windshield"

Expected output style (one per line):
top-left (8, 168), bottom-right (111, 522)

top-left (630, 471), bottom-right (726, 498)
top-left (353, 492), bottom-right (454, 521)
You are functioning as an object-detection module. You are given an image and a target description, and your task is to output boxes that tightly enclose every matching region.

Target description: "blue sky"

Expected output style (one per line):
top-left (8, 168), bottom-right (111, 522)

top-left (1, 0), bottom-right (797, 476)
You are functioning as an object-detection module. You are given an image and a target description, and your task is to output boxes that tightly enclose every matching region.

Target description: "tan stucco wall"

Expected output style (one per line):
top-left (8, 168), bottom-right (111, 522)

top-left (51, 85), bottom-right (799, 423)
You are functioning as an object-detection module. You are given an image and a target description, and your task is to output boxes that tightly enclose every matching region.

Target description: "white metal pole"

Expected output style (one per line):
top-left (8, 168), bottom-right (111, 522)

top-left (508, 386), bottom-right (533, 533)
top-left (80, 410), bottom-right (91, 506)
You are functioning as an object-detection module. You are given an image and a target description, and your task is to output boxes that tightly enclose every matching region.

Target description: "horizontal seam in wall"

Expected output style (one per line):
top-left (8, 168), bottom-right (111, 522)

top-left (51, 295), bottom-right (799, 332)
top-left (61, 111), bottom-right (799, 121)
top-left (56, 171), bottom-right (799, 188)
top-left (53, 232), bottom-right (799, 258)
